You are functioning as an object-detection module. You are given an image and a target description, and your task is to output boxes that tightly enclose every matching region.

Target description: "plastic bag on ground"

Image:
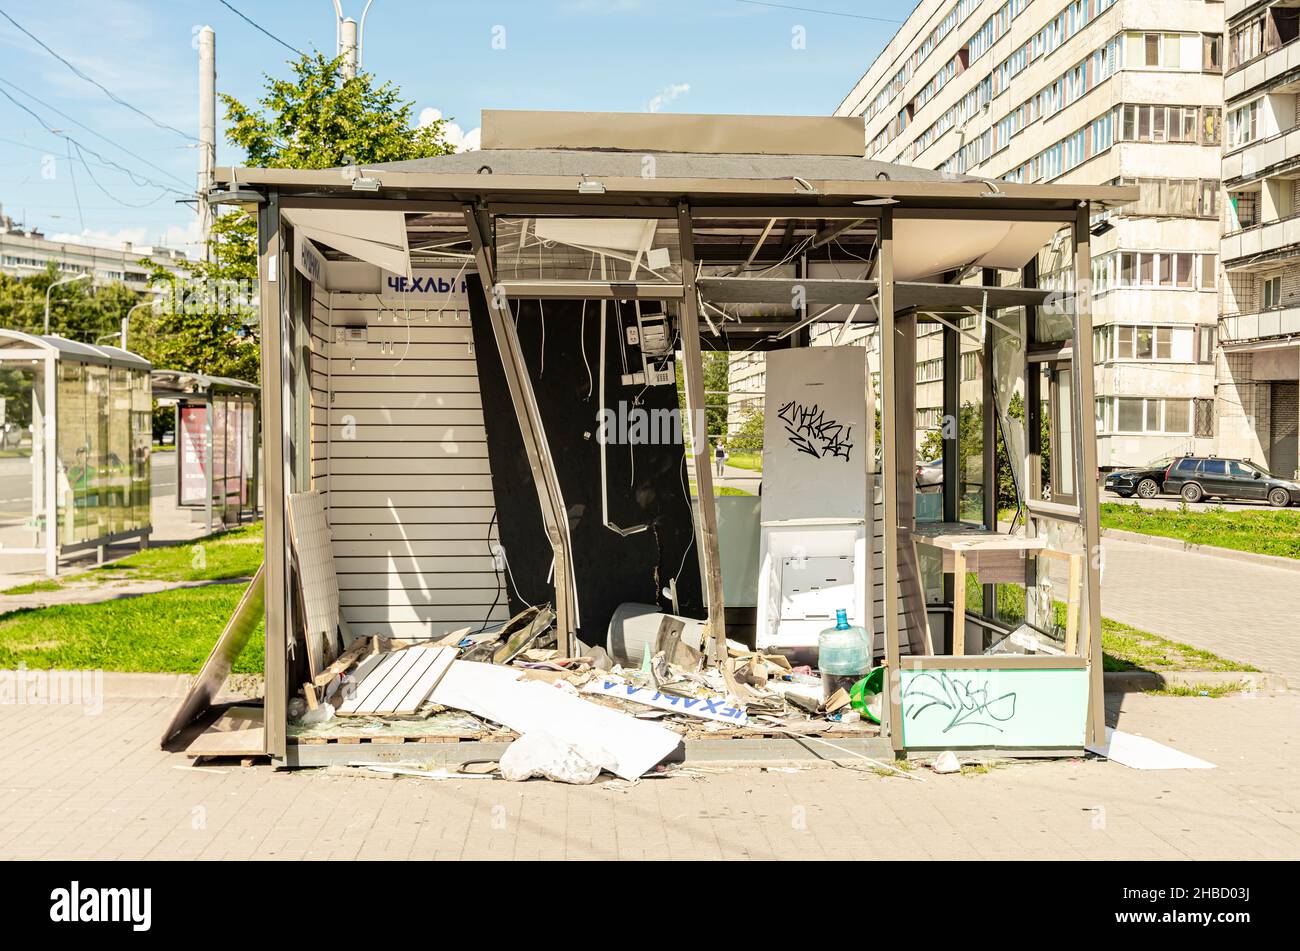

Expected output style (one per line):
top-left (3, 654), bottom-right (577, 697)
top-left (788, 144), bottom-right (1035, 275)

top-left (498, 730), bottom-right (617, 785)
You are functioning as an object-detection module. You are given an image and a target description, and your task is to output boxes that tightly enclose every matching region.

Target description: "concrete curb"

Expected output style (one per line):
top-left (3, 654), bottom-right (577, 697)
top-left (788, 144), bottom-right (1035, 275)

top-left (0, 670), bottom-right (264, 700)
top-left (1103, 669), bottom-right (1286, 694)
top-left (1102, 528), bottom-right (1300, 572)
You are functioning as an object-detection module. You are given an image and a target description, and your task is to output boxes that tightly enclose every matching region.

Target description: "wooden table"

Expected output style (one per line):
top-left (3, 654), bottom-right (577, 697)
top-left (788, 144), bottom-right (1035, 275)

top-left (910, 523), bottom-right (1083, 656)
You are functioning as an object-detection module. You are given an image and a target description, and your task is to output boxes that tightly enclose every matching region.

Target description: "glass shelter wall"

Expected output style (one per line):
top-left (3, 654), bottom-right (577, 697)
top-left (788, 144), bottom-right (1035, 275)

top-left (56, 362), bottom-right (150, 546)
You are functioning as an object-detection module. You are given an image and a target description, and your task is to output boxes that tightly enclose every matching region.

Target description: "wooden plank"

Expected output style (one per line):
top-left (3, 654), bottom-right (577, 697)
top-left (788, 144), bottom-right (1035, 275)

top-left (951, 547), bottom-right (966, 657)
top-left (1065, 553), bottom-right (1082, 656)
top-left (185, 706), bottom-right (265, 758)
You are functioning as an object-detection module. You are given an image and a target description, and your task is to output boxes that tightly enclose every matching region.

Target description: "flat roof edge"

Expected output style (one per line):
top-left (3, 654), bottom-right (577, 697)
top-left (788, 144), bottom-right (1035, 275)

top-left (212, 167), bottom-right (1137, 209)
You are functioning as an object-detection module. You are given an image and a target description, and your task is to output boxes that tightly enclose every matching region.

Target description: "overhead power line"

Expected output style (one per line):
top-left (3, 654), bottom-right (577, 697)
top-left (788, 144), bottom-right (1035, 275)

top-left (0, 84), bottom-right (190, 202)
top-left (0, 6), bottom-right (196, 141)
top-left (0, 74), bottom-right (192, 189)
top-left (218, 0), bottom-right (305, 58)
top-left (731, 0), bottom-right (905, 23)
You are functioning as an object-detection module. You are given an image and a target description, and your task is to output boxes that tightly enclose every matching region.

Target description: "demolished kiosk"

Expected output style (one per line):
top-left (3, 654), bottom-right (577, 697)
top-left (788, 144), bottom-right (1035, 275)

top-left (166, 111), bottom-right (1136, 771)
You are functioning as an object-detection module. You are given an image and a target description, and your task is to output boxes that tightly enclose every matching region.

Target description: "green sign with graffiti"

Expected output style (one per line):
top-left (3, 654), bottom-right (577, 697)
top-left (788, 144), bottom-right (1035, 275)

top-left (899, 667), bottom-right (1088, 748)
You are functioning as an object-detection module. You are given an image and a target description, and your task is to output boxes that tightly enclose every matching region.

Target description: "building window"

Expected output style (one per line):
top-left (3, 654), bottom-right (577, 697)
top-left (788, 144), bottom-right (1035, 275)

top-left (1263, 276), bottom-right (1283, 309)
top-left (1113, 323), bottom-right (1186, 361)
top-left (1197, 326), bottom-right (1217, 364)
top-left (1231, 192), bottom-right (1259, 230)
top-left (1227, 101), bottom-right (1259, 148)
top-left (1102, 397), bottom-right (1194, 434)
top-left (1203, 33), bottom-right (1222, 73)
top-left (1194, 399), bottom-right (1214, 437)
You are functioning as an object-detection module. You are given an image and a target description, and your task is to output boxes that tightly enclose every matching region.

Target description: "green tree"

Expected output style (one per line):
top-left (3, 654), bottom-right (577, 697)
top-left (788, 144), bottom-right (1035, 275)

top-left (0, 263), bottom-right (142, 342)
top-left (918, 393), bottom-right (1050, 511)
top-left (140, 52), bottom-right (454, 383)
top-left (728, 410), bottom-right (764, 452)
top-left (135, 213), bottom-right (260, 382)
top-left (222, 52), bottom-right (454, 170)
top-left (673, 349), bottom-right (730, 443)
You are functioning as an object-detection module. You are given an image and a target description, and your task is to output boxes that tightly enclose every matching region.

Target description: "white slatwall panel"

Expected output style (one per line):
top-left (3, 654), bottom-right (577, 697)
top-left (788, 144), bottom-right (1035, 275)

top-left (311, 291), bottom-right (508, 639)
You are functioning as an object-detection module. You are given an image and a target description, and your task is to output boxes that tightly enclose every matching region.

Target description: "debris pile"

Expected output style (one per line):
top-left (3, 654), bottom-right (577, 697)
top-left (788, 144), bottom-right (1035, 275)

top-left (288, 604), bottom-right (884, 785)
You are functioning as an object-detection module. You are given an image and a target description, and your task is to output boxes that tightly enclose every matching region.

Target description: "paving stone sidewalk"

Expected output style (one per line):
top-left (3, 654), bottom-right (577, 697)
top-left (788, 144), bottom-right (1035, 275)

top-left (0, 689), bottom-right (1295, 860)
top-left (1096, 537), bottom-right (1300, 683)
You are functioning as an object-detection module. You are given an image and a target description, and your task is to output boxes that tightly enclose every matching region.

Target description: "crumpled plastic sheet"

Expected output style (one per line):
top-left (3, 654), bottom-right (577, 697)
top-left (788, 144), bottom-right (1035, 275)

top-left (498, 730), bottom-right (618, 785)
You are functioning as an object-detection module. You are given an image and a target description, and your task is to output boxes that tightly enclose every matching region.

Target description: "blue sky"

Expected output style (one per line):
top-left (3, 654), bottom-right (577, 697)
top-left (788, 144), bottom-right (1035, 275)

top-left (0, 0), bottom-right (915, 256)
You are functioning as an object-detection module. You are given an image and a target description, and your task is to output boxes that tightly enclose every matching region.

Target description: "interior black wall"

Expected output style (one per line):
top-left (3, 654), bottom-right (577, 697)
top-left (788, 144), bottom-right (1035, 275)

top-left (468, 276), bottom-right (704, 648)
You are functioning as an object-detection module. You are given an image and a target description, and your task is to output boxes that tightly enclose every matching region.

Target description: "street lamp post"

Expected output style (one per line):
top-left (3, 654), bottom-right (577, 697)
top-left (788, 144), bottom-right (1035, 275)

top-left (43, 273), bottom-right (92, 335)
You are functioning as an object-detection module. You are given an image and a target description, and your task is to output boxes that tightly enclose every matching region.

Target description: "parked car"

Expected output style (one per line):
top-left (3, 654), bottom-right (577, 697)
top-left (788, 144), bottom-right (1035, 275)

top-left (1103, 456), bottom-right (1175, 499)
top-left (1161, 455), bottom-right (1300, 507)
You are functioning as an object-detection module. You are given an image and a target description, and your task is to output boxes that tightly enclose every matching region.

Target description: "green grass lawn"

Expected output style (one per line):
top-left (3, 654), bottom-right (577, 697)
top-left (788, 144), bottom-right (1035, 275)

top-left (0, 582), bottom-right (264, 673)
top-left (1, 522), bottom-right (264, 595)
top-left (1100, 502), bottom-right (1300, 560)
top-left (726, 451), bottom-right (762, 472)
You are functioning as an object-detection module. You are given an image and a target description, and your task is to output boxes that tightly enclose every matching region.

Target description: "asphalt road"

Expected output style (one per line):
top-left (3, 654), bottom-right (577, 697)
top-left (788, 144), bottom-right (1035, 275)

top-left (0, 448), bottom-right (177, 524)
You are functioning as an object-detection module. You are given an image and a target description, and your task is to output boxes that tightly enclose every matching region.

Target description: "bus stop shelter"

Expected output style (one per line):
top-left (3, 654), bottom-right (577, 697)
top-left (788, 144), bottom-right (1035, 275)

top-left (151, 370), bottom-right (261, 534)
top-left (0, 329), bottom-right (151, 576)
top-left (184, 110), bottom-right (1135, 765)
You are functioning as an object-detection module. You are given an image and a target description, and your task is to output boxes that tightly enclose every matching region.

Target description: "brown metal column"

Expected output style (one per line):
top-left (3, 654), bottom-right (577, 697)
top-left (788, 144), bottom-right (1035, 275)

top-left (676, 204), bottom-right (727, 661)
top-left (1070, 205), bottom-right (1105, 746)
top-left (464, 206), bottom-right (578, 654)
top-left (258, 190), bottom-right (287, 760)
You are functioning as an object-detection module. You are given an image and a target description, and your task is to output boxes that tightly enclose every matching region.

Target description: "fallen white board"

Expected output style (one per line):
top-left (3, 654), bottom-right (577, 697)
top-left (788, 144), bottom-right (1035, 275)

top-left (582, 677), bottom-right (748, 726)
top-left (430, 661), bottom-right (681, 781)
top-left (1087, 728), bottom-right (1216, 771)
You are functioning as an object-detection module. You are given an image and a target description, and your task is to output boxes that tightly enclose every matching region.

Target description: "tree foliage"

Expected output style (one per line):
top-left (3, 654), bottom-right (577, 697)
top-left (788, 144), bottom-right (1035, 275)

top-left (0, 263), bottom-right (141, 342)
top-left (919, 392), bottom-right (1051, 509)
top-left (728, 410), bottom-right (764, 452)
top-left (222, 53), bottom-right (454, 170)
top-left (139, 53), bottom-right (454, 384)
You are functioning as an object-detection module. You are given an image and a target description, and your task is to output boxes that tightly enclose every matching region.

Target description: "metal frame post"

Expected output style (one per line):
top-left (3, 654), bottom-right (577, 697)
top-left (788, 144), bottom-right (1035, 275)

top-left (463, 206), bottom-right (579, 654)
top-left (258, 190), bottom-right (288, 760)
top-left (981, 267), bottom-right (999, 633)
top-left (1070, 205), bottom-right (1106, 746)
top-left (203, 394), bottom-right (214, 534)
top-left (676, 203), bottom-right (728, 660)
top-left (43, 353), bottom-right (57, 577)
top-left (878, 209), bottom-right (904, 752)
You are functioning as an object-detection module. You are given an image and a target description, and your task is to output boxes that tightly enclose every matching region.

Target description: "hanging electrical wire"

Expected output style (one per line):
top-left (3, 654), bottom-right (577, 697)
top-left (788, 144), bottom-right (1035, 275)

top-left (218, 0), bottom-right (306, 58)
top-left (0, 7), bottom-right (197, 140)
top-left (0, 86), bottom-right (190, 200)
top-left (0, 74), bottom-right (193, 189)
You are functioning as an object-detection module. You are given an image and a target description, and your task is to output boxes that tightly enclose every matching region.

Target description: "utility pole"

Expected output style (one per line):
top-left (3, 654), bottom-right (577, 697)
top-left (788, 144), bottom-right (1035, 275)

top-left (339, 17), bottom-right (358, 78)
top-left (332, 1), bottom-right (374, 79)
top-left (198, 25), bottom-right (216, 256)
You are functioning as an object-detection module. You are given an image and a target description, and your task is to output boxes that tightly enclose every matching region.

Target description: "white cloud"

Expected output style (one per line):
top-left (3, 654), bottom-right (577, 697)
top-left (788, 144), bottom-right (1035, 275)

top-left (419, 107), bottom-right (480, 152)
top-left (645, 83), bottom-right (690, 113)
top-left (49, 218), bottom-right (201, 255)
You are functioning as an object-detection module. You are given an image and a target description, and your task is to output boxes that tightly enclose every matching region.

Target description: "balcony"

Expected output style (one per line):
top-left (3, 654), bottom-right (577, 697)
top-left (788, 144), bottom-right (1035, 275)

top-left (1227, 35), bottom-right (1300, 101)
top-left (1222, 210), bottom-right (1300, 267)
top-left (1223, 123), bottom-right (1300, 186)
top-left (1219, 304), bottom-right (1300, 344)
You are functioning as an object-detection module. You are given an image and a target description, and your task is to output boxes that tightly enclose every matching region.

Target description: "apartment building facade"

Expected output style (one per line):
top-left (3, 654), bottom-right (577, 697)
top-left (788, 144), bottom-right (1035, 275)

top-left (0, 210), bottom-right (187, 293)
top-left (1218, 0), bottom-right (1300, 478)
top-left (832, 0), bottom-right (1228, 469)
